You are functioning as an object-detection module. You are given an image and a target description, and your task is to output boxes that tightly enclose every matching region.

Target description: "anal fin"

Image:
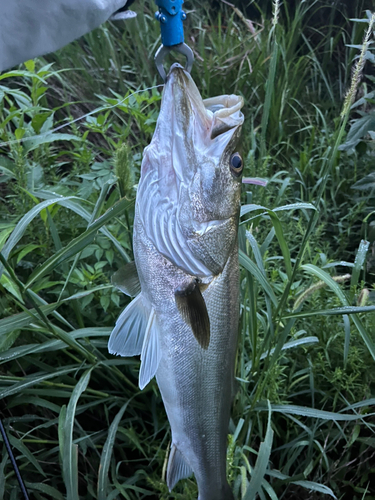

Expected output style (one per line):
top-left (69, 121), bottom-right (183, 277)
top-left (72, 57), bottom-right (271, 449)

top-left (167, 444), bottom-right (193, 491)
top-left (139, 309), bottom-right (161, 390)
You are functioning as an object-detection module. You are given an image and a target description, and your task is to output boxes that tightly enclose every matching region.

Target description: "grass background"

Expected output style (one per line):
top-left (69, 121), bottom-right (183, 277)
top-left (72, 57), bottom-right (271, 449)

top-left (1, 0), bottom-right (375, 498)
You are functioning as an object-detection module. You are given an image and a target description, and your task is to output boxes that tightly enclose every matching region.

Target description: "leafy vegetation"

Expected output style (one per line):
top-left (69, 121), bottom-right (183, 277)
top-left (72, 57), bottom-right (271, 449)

top-left (1, 1), bottom-right (375, 499)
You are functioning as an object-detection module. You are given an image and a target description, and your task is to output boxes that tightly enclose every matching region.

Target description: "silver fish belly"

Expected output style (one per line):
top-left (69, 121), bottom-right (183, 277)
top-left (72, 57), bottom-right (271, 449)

top-left (109, 63), bottom-right (244, 500)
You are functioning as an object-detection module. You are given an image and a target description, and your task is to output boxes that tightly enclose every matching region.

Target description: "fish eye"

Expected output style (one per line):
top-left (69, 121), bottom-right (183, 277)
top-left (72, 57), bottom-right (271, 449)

top-left (230, 153), bottom-right (243, 177)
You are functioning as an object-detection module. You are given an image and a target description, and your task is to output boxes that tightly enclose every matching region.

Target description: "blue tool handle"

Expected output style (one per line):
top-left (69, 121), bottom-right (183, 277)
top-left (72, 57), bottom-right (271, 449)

top-left (155, 0), bottom-right (187, 47)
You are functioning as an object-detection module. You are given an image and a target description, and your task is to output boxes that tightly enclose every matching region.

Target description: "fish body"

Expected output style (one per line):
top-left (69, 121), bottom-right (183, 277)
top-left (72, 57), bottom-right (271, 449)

top-left (109, 64), bottom-right (244, 500)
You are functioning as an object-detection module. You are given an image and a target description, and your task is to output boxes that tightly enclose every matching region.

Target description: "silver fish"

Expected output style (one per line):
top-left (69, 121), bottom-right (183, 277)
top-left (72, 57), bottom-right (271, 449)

top-left (109, 63), bottom-right (244, 500)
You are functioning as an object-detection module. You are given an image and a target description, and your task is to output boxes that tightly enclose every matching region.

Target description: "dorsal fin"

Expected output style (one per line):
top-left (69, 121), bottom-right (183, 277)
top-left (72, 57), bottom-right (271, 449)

top-left (167, 444), bottom-right (193, 491)
top-left (139, 309), bottom-right (161, 390)
top-left (111, 261), bottom-right (141, 297)
top-left (175, 279), bottom-right (210, 349)
top-left (108, 294), bottom-right (149, 357)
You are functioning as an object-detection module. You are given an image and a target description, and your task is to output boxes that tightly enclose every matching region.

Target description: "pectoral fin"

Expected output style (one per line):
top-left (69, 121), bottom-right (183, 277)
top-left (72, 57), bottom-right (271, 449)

top-left (175, 279), bottom-right (210, 349)
top-left (111, 261), bottom-right (141, 297)
top-left (167, 444), bottom-right (193, 491)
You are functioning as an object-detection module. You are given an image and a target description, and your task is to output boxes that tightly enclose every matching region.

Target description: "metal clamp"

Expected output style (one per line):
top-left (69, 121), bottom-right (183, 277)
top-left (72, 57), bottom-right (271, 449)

top-left (154, 42), bottom-right (194, 81)
top-left (154, 0), bottom-right (194, 81)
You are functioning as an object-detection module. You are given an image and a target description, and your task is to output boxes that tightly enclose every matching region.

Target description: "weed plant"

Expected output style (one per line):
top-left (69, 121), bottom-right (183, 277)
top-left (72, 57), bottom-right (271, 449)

top-left (0, 1), bottom-right (375, 499)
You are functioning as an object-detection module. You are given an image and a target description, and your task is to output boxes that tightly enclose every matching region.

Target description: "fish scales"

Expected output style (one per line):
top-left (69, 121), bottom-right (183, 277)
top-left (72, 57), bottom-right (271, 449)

top-left (109, 63), bottom-right (244, 500)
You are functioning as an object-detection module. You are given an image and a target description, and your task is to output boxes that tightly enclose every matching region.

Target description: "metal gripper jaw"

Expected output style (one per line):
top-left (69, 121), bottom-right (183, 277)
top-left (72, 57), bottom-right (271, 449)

top-left (154, 43), bottom-right (194, 82)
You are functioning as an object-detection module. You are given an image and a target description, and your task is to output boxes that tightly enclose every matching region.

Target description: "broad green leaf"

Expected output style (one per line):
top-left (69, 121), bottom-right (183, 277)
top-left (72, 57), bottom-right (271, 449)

top-left (0, 165), bottom-right (17, 179)
top-left (0, 70), bottom-right (46, 82)
top-left (351, 172), bottom-right (375, 191)
top-left (15, 244), bottom-right (42, 263)
top-left (0, 330), bottom-right (19, 353)
top-left (0, 227), bottom-right (15, 250)
top-left (0, 273), bottom-right (24, 302)
top-left (23, 133), bottom-right (81, 152)
top-left (339, 111), bottom-right (375, 150)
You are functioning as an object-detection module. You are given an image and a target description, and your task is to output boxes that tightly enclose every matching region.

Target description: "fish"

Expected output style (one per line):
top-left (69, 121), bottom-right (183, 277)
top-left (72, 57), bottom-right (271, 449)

top-left (109, 63), bottom-right (244, 500)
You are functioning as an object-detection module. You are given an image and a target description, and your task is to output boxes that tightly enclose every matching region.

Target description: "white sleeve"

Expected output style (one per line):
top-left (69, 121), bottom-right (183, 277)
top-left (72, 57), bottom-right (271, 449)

top-left (0, 0), bottom-right (128, 71)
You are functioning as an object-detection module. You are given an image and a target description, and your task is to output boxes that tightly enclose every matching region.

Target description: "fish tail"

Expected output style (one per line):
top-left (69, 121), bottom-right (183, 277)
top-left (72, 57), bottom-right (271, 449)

top-left (198, 482), bottom-right (234, 500)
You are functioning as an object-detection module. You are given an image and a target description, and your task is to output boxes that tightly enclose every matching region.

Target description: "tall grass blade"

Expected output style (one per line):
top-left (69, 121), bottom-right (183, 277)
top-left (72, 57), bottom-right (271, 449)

top-left (260, 42), bottom-right (279, 159)
top-left (283, 305), bottom-right (375, 319)
top-left (24, 483), bottom-right (64, 500)
top-left (261, 404), bottom-right (375, 421)
top-left (0, 367), bottom-right (77, 399)
top-left (350, 239), bottom-right (370, 288)
top-left (8, 434), bottom-right (45, 477)
top-left (97, 400), bottom-right (131, 500)
top-left (343, 314), bottom-right (351, 368)
top-left (244, 401), bottom-right (273, 500)
top-left (63, 369), bottom-right (92, 500)
top-left (239, 250), bottom-right (278, 306)
top-left (266, 469), bottom-right (337, 498)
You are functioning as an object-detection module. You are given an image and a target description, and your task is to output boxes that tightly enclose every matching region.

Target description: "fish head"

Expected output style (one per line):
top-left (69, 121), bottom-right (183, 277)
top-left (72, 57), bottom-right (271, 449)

top-left (140, 63), bottom-right (245, 276)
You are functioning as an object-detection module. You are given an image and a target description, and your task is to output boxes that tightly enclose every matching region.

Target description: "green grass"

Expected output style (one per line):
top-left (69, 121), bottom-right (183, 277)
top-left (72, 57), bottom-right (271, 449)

top-left (1, 1), bottom-right (375, 499)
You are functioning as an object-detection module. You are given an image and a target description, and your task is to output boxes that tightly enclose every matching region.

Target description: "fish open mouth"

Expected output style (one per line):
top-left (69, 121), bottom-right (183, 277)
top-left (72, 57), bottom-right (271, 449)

top-left (166, 64), bottom-right (244, 141)
top-left (204, 95), bottom-right (244, 139)
top-left (203, 95), bottom-right (244, 119)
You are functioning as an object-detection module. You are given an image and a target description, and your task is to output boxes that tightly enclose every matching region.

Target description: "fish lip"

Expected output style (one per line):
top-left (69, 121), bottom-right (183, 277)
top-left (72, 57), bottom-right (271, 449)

top-left (166, 64), bottom-right (244, 136)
